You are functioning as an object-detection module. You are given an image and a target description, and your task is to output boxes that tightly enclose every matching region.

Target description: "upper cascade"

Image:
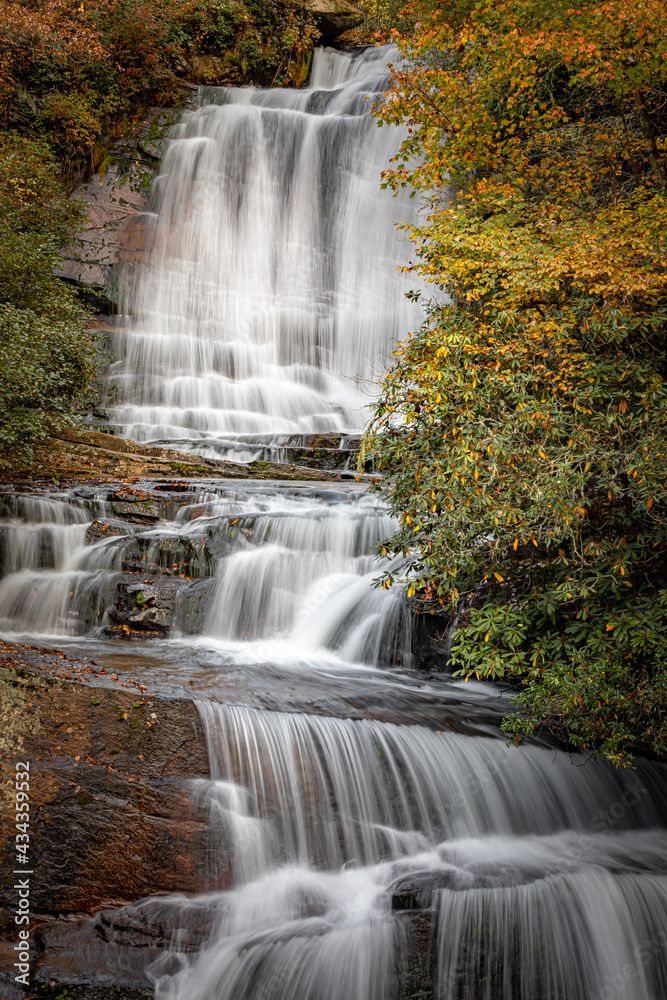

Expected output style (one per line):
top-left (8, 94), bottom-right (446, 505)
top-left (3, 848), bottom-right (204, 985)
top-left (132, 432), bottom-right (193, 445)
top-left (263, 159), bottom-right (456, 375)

top-left (108, 46), bottom-right (421, 463)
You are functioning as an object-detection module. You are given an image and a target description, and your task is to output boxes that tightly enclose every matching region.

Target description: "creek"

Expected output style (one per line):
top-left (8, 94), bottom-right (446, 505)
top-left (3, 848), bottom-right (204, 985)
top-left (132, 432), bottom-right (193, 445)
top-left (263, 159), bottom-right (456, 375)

top-left (1, 45), bottom-right (666, 1000)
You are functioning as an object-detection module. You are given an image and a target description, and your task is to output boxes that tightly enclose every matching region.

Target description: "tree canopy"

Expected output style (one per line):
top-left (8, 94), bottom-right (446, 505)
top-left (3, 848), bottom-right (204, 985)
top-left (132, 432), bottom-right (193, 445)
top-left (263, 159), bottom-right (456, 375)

top-left (0, 0), bottom-right (317, 177)
top-left (369, 0), bottom-right (667, 762)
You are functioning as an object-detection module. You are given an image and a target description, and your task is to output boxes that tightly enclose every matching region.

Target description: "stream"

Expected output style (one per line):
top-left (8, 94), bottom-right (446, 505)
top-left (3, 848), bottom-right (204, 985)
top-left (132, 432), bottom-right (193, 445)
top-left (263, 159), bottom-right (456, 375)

top-left (2, 45), bottom-right (667, 1000)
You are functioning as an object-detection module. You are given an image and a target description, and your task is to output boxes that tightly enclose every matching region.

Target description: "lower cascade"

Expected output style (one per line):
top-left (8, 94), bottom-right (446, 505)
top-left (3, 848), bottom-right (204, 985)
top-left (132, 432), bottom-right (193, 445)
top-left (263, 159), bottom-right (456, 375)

top-left (158, 703), bottom-right (667, 1000)
top-left (2, 478), bottom-right (666, 998)
top-left (1, 44), bottom-right (666, 1000)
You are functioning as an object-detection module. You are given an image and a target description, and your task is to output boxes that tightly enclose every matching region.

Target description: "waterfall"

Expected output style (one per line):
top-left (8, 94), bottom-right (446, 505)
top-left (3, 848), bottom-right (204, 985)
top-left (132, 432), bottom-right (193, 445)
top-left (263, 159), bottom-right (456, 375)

top-left (0, 483), bottom-right (411, 663)
top-left (107, 46), bottom-right (422, 462)
top-left (2, 44), bottom-right (666, 1000)
top-left (143, 701), bottom-right (667, 1000)
top-left (196, 701), bottom-right (664, 876)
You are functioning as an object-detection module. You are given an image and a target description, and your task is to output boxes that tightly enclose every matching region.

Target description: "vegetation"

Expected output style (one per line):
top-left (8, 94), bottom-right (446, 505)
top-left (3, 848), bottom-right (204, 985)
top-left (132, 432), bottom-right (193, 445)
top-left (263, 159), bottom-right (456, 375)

top-left (0, 134), bottom-right (96, 456)
top-left (369, 0), bottom-right (667, 762)
top-left (0, 0), bottom-right (318, 178)
top-left (342, 0), bottom-right (436, 44)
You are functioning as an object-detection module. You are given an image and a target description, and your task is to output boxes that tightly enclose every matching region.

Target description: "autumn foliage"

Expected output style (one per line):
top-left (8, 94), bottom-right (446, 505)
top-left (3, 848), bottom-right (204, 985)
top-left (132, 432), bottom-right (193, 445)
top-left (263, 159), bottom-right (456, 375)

top-left (370, 0), bottom-right (667, 761)
top-left (0, 0), bottom-right (317, 174)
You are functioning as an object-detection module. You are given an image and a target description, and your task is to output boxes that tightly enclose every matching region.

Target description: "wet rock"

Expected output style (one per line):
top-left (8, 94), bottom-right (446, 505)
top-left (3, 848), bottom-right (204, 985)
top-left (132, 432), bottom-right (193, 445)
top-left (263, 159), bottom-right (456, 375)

top-left (33, 898), bottom-right (215, 991)
top-left (389, 860), bottom-right (569, 906)
top-left (0, 645), bottom-right (219, 928)
top-left (32, 987), bottom-right (153, 1000)
top-left (238, 433), bottom-right (362, 470)
top-left (86, 519), bottom-right (132, 544)
top-left (104, 539), bottom-right (215, 636)
top-left (391, 871), bottom-right (456, 912)
top-left (410, 611), bottom-right (453, 673)
top-left (396, 911), bottom-right (437, 1000)
top-left (107, 581), bottom-right (177, 635)
top-left (118, 535), bottom-right (212, 578)
top-left (175, 577), bottom-right (217, 634)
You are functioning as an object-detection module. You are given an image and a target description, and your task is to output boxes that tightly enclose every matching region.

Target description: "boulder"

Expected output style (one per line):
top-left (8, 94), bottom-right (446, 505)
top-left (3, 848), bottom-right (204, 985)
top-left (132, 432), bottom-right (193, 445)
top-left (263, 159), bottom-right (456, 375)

top-left (33, 898), bottom-right (215, 991)
top-left (107, 582), bottom-right (173, 635)
top-left (305, 0), bottom-right (364, 39)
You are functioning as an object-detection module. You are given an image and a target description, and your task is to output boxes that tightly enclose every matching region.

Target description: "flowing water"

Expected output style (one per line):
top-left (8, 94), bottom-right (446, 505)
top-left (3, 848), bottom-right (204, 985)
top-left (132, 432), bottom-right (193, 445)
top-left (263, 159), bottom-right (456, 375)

top-left (2, 44), bottom-right (667, 1000)
top-left (106, 45), bottom-right (421, 463)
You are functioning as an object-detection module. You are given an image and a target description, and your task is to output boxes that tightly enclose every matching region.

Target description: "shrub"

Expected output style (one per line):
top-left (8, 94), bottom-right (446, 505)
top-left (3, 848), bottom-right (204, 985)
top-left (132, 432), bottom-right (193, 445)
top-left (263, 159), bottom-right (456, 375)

top-left (369, 0), bottom-right (667, 762)
top-left (0, 134), bottom-right (97, 456)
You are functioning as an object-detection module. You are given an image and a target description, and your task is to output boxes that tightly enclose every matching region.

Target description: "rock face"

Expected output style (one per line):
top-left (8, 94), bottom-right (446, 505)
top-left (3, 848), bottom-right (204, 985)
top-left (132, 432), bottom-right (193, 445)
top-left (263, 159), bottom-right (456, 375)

top-left (56, 161), bottom-right (150, 307)
top-left (0, 643), bottom-right (217, 927)
top-left (108, 582), bottom-right (174, 635)
top-left (33, 898), bottom-right (215, 991)
top-left (305, 0), bottom-right (364, 39)
top-left (56, 105), bottom-right (194, 310)
top-left (29, 897), bottom-right (436, 997)
top-left (410, 611), bottom-right (453, 672)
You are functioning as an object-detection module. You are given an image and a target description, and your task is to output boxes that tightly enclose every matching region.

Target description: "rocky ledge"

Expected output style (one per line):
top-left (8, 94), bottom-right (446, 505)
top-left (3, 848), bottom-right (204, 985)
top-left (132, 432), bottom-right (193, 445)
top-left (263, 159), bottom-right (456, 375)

top-left (2, 427), bottom-right (369, 485)
top-left (0, 643), bottom-right (217, 997)
top-left (0, 644), bottom-right (215, 914)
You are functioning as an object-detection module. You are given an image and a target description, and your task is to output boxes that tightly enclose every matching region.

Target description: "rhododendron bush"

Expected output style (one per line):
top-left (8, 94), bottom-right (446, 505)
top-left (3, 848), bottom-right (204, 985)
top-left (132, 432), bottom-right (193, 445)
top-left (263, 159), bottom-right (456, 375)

top-left (370, 0), bottom-right (667, 761)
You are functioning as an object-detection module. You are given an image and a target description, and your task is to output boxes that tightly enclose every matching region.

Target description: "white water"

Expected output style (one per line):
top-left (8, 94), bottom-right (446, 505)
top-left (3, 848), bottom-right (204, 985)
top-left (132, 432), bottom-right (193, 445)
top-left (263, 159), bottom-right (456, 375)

top-left (0, 484), bottom-right (411, 665)
top-left (146, 701), bottom-right (667, 1000)
top-left (197, 701), bottom-right (662, 877)
top-left (107, 46), bottom-right (421, 462)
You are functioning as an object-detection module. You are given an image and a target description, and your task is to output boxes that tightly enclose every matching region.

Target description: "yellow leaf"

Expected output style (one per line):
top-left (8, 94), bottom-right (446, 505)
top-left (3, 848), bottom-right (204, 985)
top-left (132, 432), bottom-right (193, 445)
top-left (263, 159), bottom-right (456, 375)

top-left (606, 622), bottom-right (615, 631)
top-left (485, 631), bottom-right (490, 641)
top-left (493, 571), bottom-right (504, 582)
top-left (513, 538), bottom-right (518, 550)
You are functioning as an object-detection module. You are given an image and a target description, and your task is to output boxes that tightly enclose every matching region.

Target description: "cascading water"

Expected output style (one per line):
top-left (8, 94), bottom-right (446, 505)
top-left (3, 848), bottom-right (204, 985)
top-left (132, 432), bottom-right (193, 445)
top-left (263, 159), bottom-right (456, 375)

top-left (146, 702), bottom-right (667, 1000)
top-left (0, 483), bottom-right (410, 665)
top-left (107, 46), bottom-right (422, 462)
top-left (1, 44), bottom-right (666, 1000)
